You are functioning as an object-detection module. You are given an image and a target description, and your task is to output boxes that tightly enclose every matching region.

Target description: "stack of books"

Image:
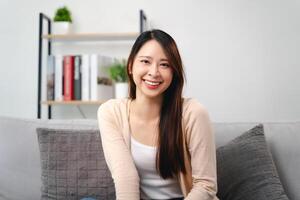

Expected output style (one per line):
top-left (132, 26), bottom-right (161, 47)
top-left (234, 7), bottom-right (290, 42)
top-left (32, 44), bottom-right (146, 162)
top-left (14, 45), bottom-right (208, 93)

top-left (46, 54), bottom-right (117, 101)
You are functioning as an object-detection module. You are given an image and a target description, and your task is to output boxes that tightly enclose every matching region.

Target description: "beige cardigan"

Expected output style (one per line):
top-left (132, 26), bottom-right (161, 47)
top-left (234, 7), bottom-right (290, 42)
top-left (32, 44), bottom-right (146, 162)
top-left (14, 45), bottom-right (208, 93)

top-left (97, 98), bottom-right (218, 200)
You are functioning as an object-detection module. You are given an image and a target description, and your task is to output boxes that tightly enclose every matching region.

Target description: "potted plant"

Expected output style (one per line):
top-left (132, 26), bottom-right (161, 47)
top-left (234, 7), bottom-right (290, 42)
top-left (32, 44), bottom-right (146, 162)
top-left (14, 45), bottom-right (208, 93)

top-left (108, 60), bottom-right (128, 99)
top-left (53, 6), bottom-right (72, 34)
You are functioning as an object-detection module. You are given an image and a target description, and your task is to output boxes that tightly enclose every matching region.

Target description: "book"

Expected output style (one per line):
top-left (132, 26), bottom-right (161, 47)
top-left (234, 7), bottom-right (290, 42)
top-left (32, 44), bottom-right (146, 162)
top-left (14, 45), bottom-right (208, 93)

top-left (54, 54), bottom-right (63, 101)
top-left (81, 54), bottom-right (90, 101)
top-left (63, 55), bottom-right (74, 101)
top-left (74, 55), bottom-right (82, 100)
top-left (90, 54), bottom-right (98, 101)
top-left (47, 55), bottom-right (55, 100)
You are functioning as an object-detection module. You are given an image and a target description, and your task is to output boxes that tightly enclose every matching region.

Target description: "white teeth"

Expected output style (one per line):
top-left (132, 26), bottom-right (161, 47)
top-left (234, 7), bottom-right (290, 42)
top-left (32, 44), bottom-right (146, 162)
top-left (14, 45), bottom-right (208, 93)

top-left (144, 80), bottom-right (160, 86)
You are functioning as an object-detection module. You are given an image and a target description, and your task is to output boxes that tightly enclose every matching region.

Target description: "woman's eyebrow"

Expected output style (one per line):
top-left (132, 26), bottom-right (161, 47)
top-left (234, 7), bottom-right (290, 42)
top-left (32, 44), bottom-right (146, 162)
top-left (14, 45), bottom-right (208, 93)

top-left (138, 56), bottom-right (169, 61)
top-left (138, 56), bottom-right (152, 59)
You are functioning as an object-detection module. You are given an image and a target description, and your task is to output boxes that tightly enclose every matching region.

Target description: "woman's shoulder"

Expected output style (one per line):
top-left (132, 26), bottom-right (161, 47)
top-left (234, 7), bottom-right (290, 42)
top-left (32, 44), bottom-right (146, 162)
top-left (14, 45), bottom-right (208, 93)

top-left (182, 97), bottom-right (211, 125)
top-left (97, 98), bottom-right (129, 117)
top-left (182, 98), bottom-right (212, 139)
top-left (182, 98), bottom-right (209, 115)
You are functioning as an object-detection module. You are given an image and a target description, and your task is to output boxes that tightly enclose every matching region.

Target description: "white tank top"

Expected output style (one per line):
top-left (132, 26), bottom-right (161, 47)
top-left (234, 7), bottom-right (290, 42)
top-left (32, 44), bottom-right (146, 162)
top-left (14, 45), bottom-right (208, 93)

top-left (130, 136), bottom-right (183, 199)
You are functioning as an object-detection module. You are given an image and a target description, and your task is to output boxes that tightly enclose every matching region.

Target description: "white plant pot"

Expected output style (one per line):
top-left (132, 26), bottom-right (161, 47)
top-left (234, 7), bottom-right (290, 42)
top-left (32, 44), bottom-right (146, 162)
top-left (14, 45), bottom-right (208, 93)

top-left (114, 82), bottom-right (128, 99)
top-left (52, 22), bottom-right (72, 34)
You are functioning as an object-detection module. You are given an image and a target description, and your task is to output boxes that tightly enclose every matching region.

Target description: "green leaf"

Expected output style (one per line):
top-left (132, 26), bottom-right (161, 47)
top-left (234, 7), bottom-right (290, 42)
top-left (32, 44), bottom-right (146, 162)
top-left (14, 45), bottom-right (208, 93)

top-left (108, 60), bottom-right (128, 83)
top-left (53, 6), bottom-right (72, 22)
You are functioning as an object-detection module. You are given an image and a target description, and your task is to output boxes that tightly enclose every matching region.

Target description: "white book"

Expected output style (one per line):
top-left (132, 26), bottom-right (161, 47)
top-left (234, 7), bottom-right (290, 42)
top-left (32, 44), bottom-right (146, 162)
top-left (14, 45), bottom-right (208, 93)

top-left (54, 55), bottom-right (63, 101)
top-left (81, 54), bottom-right (90, 101)
top-left (90, 54), bottom-right (99, 101)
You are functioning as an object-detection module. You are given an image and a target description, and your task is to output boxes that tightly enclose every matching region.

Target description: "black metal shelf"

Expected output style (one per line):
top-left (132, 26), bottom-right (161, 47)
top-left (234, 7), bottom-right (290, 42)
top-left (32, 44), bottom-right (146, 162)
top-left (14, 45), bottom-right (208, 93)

top-left (37, 10), bottom-right (148, 119)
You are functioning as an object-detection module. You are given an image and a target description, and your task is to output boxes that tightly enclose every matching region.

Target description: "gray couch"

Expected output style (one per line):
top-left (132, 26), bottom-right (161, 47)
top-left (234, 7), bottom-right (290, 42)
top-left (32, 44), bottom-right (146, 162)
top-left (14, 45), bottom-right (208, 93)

top-left (0, 116), bottom-right (299, 200)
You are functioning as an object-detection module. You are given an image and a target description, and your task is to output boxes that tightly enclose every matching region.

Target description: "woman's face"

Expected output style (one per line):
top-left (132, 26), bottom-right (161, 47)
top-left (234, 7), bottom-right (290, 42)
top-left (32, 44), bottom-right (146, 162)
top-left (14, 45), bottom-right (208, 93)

top-left (131, 39), bottom-right (173, 100)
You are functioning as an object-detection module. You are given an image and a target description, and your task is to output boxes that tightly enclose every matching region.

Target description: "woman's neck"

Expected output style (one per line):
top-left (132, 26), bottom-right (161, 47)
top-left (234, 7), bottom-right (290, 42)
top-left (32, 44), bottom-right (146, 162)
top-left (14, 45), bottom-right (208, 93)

top-left (131, 96), bottom-right (162, 122)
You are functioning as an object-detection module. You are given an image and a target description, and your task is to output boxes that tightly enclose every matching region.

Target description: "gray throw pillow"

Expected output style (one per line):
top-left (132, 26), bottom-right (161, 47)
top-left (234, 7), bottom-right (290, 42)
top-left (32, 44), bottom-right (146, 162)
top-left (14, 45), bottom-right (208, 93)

top-left (216, 124), bottom-right (289, 200)
top-left (36, 128), bottom-right (115, 200)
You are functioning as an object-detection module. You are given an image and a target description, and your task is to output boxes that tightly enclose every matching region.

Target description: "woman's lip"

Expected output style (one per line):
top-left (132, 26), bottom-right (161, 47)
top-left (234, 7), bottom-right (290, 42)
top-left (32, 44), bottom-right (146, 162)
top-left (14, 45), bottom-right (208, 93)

top-left (143, 79), bottom-right (161, 89)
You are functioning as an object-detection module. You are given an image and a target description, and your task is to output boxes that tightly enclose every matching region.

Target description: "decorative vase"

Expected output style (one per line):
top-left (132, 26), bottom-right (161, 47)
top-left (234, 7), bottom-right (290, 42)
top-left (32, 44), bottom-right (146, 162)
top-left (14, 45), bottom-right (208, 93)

top-left (114, 82), bottom-right (128, 99)
top-left (52, 22), bottom-right (72, 34)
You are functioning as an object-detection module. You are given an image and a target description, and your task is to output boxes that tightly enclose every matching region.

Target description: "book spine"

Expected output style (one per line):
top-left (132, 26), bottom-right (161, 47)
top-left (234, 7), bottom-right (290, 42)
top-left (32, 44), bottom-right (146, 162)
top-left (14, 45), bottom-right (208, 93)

top-left (74, 55), bottom-right (82, 100)
top-left (47, 55), bottom-right (55, 100)
top-left (63, 55), bottom-right (74, 101)
top-left (54, 55), bottom-right (63, 101)
top-left (81, 54), bottom-right (90, 101)
top-left (90, 54), bottom-right (98, 101)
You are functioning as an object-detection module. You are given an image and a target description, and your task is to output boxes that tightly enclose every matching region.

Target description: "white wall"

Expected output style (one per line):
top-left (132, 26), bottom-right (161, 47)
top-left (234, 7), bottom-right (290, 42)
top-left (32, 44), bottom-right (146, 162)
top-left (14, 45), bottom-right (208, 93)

top-left (0, 0), bottom-right (299, 122)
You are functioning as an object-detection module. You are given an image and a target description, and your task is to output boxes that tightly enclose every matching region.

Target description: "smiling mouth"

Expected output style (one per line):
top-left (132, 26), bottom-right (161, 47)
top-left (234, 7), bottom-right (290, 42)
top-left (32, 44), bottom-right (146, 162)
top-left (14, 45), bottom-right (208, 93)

top-left (143, 79), bottom-right (162, 86)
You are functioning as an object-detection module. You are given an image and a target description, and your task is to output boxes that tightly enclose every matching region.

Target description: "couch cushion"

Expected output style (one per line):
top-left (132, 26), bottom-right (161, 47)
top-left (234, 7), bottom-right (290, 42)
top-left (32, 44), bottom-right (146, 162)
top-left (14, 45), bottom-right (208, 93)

top-left (214, 122), bottom-right (300, 200)
top-left (36, 128), bottom-right (115, 200)
top-left (0, 116), bottom-right (98, 200)
top-left (216, 124), bottom-right (289, 200)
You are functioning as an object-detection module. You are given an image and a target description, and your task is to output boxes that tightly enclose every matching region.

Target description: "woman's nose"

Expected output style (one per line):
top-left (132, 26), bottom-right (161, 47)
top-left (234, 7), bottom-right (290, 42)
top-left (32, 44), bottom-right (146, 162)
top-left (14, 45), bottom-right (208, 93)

top-left (148, 63), bottom-right (159, 76)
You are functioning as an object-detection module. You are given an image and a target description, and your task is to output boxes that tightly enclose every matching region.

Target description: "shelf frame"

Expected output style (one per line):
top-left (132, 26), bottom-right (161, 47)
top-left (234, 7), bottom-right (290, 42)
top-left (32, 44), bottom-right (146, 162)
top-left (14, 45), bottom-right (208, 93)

top-left (38, 13), bottom-right (52, 119)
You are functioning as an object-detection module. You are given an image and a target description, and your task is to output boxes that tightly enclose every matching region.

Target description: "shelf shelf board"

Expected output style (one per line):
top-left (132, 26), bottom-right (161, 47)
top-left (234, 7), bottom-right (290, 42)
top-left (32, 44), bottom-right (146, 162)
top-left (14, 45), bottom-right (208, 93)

top-left (42, 32), bottom-right (140, 41)
top-left (41, 100), bottom-right (106, 105)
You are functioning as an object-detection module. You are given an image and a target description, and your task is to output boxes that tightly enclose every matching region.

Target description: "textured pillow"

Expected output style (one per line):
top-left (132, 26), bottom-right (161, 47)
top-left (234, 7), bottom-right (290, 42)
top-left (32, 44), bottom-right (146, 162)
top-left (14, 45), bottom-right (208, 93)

top-left (36, 128), bottom-right (115, 200)
top-left (216, 124), bottom-right (289, 200)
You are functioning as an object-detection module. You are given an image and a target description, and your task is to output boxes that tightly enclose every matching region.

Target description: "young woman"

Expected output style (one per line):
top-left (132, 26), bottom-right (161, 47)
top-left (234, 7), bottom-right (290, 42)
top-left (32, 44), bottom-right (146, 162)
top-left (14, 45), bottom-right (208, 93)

top-left (97, 29), bottom-right (218, 200)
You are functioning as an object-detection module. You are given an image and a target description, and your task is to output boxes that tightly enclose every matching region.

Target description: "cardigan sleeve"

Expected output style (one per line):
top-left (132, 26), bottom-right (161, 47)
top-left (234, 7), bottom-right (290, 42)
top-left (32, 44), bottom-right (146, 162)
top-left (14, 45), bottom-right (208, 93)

top-left (97, 101), bottom-right (140, 200)
top-left (184, 100), bottom-right (218, 200)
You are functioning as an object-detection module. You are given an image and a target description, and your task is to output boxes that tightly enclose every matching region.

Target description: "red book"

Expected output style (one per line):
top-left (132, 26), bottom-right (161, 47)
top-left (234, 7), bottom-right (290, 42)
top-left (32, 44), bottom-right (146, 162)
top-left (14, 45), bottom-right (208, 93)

top-left (63, 56), bottom-right (75, 101)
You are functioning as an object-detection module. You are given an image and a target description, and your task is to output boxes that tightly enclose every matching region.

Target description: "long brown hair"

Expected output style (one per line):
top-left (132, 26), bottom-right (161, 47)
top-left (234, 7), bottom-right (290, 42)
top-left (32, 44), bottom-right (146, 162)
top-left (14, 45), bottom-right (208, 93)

top-left (127, 29), bottom-right (186, 178)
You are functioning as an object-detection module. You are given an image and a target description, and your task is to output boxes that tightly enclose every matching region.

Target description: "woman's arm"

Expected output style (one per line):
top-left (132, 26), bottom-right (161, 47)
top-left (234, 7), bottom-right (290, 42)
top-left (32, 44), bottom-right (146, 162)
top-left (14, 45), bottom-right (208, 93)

top-left (97, 102), bottom-right (140, 200)
top-left (184, 100), bottom-right (218, 200)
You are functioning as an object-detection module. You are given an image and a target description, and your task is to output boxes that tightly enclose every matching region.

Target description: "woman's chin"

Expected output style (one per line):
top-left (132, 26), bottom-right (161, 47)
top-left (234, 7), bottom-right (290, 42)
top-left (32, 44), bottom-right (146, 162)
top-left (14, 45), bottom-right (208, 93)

top-left (139, 89), bottom-right (164, 99)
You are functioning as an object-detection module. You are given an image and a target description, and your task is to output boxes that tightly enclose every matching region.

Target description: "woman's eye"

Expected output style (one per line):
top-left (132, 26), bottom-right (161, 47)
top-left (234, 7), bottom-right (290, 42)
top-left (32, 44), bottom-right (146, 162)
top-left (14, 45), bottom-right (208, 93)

top-left (141, 60), bottom-right (150, 64)
top-left (161, 63), bottom-right (170, 68)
